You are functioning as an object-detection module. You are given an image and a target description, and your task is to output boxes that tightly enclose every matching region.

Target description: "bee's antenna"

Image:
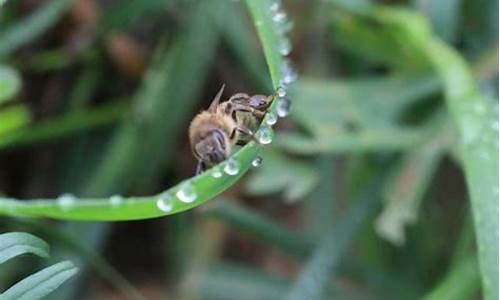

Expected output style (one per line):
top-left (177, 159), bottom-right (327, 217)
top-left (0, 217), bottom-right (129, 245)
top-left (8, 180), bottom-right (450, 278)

top-left (209, 84), bottom-right (226, 111)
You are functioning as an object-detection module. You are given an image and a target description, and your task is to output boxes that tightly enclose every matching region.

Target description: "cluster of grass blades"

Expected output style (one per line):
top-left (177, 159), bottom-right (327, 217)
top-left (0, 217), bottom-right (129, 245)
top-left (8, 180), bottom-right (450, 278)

top-left (0, 0), bottom-right (297, 221)
top-left (0, 232), bottom-right (78, 300)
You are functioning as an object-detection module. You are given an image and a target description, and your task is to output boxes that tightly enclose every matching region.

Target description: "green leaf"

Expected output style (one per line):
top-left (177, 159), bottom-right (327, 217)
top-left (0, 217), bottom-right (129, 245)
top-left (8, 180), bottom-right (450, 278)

top-left (0, 232), bottom-right (49, 264)
top-left (425, 39), bottom-right (499, 300)
top-left (291, 75), bottom-right (440, 132)
top-left (0, 66), bottom-right (21, 103)
top-left (0, 101), bottom-right (128, 150)
top-left (277, 129), bottom-right (427, 154)
top-left (0, 261), bottom-right (78, 300)
top-left (0, 0), bottom-right (73, 58)
top-left (245, 150), bottom-right (319, 202)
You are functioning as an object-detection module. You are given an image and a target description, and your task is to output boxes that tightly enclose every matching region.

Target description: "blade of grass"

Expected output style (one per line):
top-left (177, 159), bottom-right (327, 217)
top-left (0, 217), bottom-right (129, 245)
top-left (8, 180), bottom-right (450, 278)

top-left (0, 0), bottom-right (73, 58)
top-left (0, 101), bottom-right (129, 150)
top-left (0, 232), bottom-right (49, 264)
top-left (0, 261), bottom-right (78, 300)
top-left (6, 219), bottom-right (147, 300)
top-left (425, 38), bottom-right (499, 300)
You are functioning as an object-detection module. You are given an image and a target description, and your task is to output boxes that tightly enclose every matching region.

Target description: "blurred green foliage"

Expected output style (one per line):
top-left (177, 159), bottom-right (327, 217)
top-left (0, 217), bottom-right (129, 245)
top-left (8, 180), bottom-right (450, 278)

top-left (0, 0), bottom-right (498, 299)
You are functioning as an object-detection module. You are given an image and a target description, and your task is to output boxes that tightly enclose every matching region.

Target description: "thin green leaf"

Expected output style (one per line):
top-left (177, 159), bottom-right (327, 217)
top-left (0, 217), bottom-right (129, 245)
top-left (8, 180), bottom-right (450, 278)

top-left (0, 232), bottom-right (49, 264)
top-left (277, 128), bottom-right (427, 154)
top-left (0, 66), bottom-right (21, 103)
top-left (0, 261), bottom-right (78, 300)
top-left (0, 0), bottom-right (73, 58)
top-left (425, 38), bottom-right (499, 300)
top-left (0, 101), bottom-right (128, 150)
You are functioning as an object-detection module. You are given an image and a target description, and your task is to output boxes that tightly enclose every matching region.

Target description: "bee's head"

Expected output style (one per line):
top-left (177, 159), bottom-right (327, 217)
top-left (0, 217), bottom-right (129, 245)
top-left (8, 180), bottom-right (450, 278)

top-left (194, 129), bottom-right (229, 166)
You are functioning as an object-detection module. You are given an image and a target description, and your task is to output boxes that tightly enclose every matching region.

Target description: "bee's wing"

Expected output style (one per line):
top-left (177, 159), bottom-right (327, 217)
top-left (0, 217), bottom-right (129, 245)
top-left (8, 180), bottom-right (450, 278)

top-left (208, 84), bottom-right (226, 112)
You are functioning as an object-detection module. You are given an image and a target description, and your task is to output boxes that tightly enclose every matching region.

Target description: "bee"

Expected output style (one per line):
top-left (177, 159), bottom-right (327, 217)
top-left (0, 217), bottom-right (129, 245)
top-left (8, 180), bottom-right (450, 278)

top-left (189, 84), bottom-right (274, 174)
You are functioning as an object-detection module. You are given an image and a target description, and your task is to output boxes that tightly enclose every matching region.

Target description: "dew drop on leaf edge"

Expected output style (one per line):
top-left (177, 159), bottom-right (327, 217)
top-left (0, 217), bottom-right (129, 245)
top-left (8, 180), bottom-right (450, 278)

top-left (224, 159), bottom-right (240, 176)
top-left (176, 183), bottom-right (197, 203)
top-left (156, 193), bottom-right (173, 212)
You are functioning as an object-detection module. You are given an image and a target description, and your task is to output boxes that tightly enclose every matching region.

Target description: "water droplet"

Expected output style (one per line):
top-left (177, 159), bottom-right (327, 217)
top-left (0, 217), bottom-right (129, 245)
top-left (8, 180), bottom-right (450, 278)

top-left (269, 2), bottom-right (280, 13)
top-left (252, 156), bottom-right (263, 167)
top-left (176, 183), bottom-right (197, 203)
top-left (211, 168), bottom-right (223, 178)
top-left (276, 86), bottom-right (286, 97)
top-left (281, 60), bottom-right (298, 85)
top-left (156, 193), bottom-right (173, 212)
top-left (273, 11), bottom-right (287, 23)
top-left (278, 38), bottom-right (291, 56)
top-left (265, 112), bottom-right (278, 125)
top-left (277, 19), bottom-right (294, 34)
top-left (224, 159), bottom-right (240, 176)
top-left (110, 195), bottom-right (123, 207)
top-left (276, 97), bottom-right (291, 117)
top-left (256, 126), bottom-right (274, 145)
top-left (57, 193), bottom-right (76, 211)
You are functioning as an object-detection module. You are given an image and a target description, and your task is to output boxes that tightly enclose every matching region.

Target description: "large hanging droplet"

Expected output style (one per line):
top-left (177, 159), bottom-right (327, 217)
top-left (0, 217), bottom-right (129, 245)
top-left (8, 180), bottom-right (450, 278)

top-left (276, 97), bottom-right (291, 118)
top-left (278, 38), bottom-right (292, 56)
top-left (276, 86), bottom-right (286, 97)
top-left (224, 159), bottom-right (240, 176)
top-left (281, 60), bottom-right (298, 85)
top-left (265, 112), bottom-right (278, 126)
top-left (256, 126), bottom-right (274, 145)
top-left (176, 183), bottom-right (197, 203)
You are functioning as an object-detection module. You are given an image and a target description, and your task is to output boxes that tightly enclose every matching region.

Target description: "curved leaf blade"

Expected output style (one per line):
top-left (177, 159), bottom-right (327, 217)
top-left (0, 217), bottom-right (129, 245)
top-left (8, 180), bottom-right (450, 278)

top-left (0, 232), bottom-right (49, 264)
top-left (0, 261), bottom-right (78, 300)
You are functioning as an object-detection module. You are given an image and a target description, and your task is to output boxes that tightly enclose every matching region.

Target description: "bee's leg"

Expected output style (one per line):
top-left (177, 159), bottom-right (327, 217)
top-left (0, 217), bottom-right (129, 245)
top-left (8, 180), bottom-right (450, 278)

top-left (196, 160), bottom-right (207, 175)
top-left (228, 103), bottom-right (266, 119)
top-left (234, 126), bottom-right (258, 146)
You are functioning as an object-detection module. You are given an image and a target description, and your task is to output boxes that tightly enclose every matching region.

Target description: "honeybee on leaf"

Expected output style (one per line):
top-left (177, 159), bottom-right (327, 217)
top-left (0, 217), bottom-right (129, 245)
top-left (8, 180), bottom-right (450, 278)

top-left (189, 84), bottom-right (274, 174)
